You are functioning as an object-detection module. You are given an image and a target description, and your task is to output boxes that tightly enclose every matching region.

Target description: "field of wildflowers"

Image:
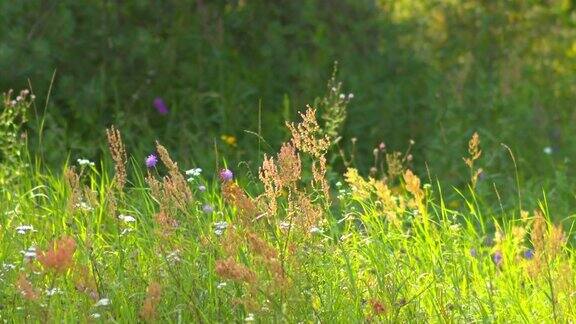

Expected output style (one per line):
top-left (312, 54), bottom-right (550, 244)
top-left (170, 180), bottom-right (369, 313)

top-left (1, 87), bottom-right (576, 322)
top-left (3, 1), bottom-right (576, 322)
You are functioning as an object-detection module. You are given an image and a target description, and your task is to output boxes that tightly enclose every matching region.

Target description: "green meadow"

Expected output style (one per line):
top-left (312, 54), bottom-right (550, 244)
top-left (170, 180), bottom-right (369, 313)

top-left (2, 1), bottom-right (576, 322)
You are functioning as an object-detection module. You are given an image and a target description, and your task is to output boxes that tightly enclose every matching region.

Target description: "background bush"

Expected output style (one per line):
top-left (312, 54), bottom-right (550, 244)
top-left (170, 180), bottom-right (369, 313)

top-left (2, 0), bottom-right (576, 212)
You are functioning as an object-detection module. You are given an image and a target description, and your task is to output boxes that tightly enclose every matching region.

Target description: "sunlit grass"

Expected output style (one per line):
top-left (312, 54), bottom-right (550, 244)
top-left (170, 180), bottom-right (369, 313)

top-left (1, 98), bottom-right (575, 322)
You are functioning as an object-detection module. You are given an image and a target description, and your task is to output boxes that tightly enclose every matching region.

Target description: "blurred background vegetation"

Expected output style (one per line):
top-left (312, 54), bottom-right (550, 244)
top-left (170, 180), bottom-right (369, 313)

top-left (2, 0), bottom-right (576, 214)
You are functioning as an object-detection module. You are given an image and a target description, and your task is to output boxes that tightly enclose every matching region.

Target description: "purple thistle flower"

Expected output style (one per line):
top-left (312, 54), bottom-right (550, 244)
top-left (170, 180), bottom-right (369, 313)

top-left (492, 251), bottom-right (503, 267)
top-left (145, 154), bottom-right (158, 168)
top-left (153, 97), bottom-right (169, 115)
top-left (202, 204), bottom-right (214, 214)
top-left (523, 249), bottom-right (534, 260)
top-left (219, 169), bottom-right (233, 182)
top-left (469, 248), bottom-right (478, 258)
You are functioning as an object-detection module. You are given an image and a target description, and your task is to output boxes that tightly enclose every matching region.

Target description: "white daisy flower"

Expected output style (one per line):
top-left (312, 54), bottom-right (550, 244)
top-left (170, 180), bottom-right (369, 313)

top-left (214, 221), bottom-right (228, 236)
top-left (21, 247), bottom-right (37, 260)
top-left (118, 215), bottom-right (136, 222)
top-left (95, 298), bottom-right (110, 307)
top-left (16, 225), bottom-right (35, 235)
top-left (309, 226), bottom-right (323, 234)
top-left (46, 288), bottom-right (62, 296)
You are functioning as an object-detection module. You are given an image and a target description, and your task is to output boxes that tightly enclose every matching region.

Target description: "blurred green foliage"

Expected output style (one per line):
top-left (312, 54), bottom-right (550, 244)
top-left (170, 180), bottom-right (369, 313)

top-left (2, 0), bottom-right (576, 211)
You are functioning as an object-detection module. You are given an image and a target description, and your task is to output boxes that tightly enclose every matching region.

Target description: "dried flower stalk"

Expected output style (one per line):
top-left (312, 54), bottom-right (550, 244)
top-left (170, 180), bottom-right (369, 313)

top-left (106, 126), bottom-right (127, 191)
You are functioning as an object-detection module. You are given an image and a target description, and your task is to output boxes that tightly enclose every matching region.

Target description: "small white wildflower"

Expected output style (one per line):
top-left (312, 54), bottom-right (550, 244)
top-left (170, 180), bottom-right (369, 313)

top-left (76, 201), bottom-right (93, 211)
top-left (214, 221), bottom-right (228, 231)
top-left (11, 100), bottom-right (17, 106)
top-left (309, 226), bottom-right (323, 234)
top-left (348, 93), bottom-right (354, 99)
top-left (185, 168), bottom-right (202, 177)
top-left (339, 93), bottom-right (346, 99)
top-left (31, 95), bottom-right (36, 100)
top-left (22, 89), bottom-right (29, 95)
top-left (331, 87), bottom-right (337, 92)
top-left (21, 247), bottom-right (37, 260)
top-left (90, 313), bottom-right (101, 319)
top-left (3, 263), bottom-right (16, 270)
top-left (167, 251), bottom-right (181, 263)
top-left (245, 313), bottom-right (255, 322)
top-left (279, 221), bottom-right (291, 231)
top-left (16, 96), bottom-right (22, 101)
top-left (335, 181), bottom-right (342, 187)
top-left (214, 229), bottom-right (224, 236)
top-left (46, 288), bottom-right (62, 296)
top-left (216, 282), bottom-right (227, 289)
top-left (16, 225), bottom-right (36, 235)
top-left (77, 158), bottom-right (95, 167)
top-left (118, 214), bottom-right (136, 222)
top-left (543, 146), bottom-right (553, 155)
top-left (95, 298), bottom-right (110, 307)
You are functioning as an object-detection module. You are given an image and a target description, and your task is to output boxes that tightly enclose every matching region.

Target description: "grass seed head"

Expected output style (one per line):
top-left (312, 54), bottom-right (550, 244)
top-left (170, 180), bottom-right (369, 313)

top-left (140, 281), bottom-right (162, 321)
top-left (286, 107), bottom-right (330, 158)
top-left (386, 151), bottom-right (403, 181)
top-left (64, 167), bottom-right (82, 213)
top-left (106, 126), bottom-right (127, 191)
top-left (37, 235), bottom-right (76, 274)
top-left (259, 154), bottom-right (280, 217)
top-left (154, 211), bottom-right (179, 238)
top-left (16, 272), bottom-right (39, 300)
top-left (155, 142), bottom-right (193, 208)
top-left (215, 257), bottom-right (256, 284)
top-left (403, 169), bottom-right (424, 205)
top-left (277, 142), bottom-right (301, 187)
top-left (222, 182), bottom-right (258, 225)
top-left (463, 132), bottom-right (482, 188)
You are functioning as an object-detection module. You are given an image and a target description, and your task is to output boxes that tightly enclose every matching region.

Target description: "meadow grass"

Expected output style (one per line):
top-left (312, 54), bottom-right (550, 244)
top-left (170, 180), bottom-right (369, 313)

top-left (4, 1), bottom-right (576, 190)
top-left (1, 91), bottom-right (575, 323)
